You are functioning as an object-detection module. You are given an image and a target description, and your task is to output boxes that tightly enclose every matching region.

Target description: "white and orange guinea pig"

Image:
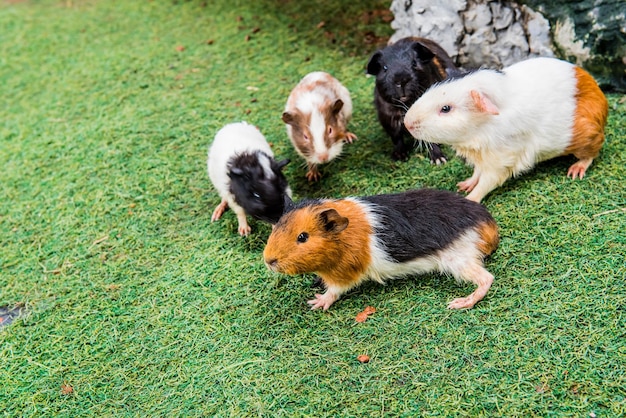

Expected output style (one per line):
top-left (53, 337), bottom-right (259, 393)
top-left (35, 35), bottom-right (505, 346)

top-left (282, 71), bottom-right (357, 182)
top-left (403, 57), bottom-right (608, 202)
top-left (263, 189), bottom-right (499, 311)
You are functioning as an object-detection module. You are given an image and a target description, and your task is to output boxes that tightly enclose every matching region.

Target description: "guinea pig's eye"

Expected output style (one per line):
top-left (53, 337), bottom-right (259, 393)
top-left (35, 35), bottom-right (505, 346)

top-left (328, 126), bottom-right (333, 135)
top-left (383, 65), bottom-right (388, 72)
top-left (297, 232), bottom-right (309, 243)
top-left (440, 105), bottom-right (452, 114)
top-left (303, 134), bottom-right (309, 142)
top-left (252, 192), bottom-right (261, 199)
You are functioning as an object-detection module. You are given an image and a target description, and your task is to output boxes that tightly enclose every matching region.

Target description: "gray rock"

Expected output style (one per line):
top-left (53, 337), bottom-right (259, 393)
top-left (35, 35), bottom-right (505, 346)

top-left (389, 0), bottom-right (625, 91)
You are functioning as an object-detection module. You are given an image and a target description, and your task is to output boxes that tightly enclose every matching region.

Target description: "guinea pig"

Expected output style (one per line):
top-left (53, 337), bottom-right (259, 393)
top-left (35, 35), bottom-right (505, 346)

top-left (208, 122), bottom-right (292, 236)
top-left (404, 57), bottom-right (609, 203)
top-left (282, 71), bottom-right (357, 182)
top-left (366, 37), bottom-right (458, 162)
top-left (263, 188), bottom-right (499, 311)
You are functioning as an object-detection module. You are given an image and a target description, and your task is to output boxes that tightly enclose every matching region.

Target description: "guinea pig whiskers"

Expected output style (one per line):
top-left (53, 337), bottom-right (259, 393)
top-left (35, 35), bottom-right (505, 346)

top-left (413, 138), bottom-right (433, 152)
top-left (391, 98), bottom-right (409, 112)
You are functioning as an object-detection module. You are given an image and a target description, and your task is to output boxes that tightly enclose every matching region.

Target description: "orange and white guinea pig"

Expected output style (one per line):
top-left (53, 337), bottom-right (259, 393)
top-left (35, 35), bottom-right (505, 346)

top-left (263, 189), bottom-right (499, 311)
top-left (282, 71), bottom-right (357, 182)
top-left (404, 57), bottom-right (608, 202)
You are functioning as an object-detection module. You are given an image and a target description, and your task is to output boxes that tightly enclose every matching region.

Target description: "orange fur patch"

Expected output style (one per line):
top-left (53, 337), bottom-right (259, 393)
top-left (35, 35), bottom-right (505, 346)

top-left (432, 56), bottom-right (448, 80)
top-left (563, 67), bottom-right (608, 159)
top-left (476, 220), bottom-right (500, 257)
top-left (314, 200), bottom-right (372, 287)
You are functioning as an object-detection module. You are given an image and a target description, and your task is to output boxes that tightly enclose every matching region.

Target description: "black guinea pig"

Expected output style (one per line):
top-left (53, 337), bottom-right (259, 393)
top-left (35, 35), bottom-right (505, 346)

top-left (367, 37), bottom-right (458, 162)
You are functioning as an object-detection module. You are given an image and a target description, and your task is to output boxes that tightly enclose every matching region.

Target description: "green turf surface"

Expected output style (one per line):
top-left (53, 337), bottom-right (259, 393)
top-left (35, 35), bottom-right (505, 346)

top-left (1, 0), bottom-right (625, 416)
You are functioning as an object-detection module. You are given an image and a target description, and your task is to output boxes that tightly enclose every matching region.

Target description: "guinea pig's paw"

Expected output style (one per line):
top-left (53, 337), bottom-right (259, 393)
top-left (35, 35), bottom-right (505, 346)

top-left (567, 158), bottom-right (593, 180)
top-left (428, 149), bottom-right (447, 165)
top-left (237, 224), bottom-right (252, 237)
top-left (431, 156), bottom-right (447, 165)
top-left (447, 295), bottom-right (477, 310)
top-left (305, 168), bottom-right (322, 182)
top-left (457, 177), bottom-right (479, 193)
top-left (307, 292), bottom-right (338, 311)
top-left (344, 132), bottom-right (358, 144)
top-left (211, 200), bottom-right (229, 222)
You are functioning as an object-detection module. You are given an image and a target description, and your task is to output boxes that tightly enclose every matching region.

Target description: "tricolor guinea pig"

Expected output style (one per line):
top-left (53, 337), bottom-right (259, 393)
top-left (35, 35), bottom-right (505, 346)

top-left (403, 57), bottom-right (609, 202)
top-left (366, 37), bottom-right (458, 162)
top-left (263, 189), bottom-right (499, 310)
top-left (282, 71), bottom-right (357, 182)
top-left (208, 122), bottom-right (292, 236)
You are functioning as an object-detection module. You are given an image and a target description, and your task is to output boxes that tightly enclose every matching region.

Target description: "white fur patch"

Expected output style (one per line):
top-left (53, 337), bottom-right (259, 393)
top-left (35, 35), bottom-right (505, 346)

top-left (308, 107), bottom-right (327, 158)
top-left (257, 152), bottom-right (275, 180)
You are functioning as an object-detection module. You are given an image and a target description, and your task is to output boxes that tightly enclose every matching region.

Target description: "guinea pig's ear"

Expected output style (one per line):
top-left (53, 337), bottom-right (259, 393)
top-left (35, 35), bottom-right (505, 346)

top-left (470, 90), bottom-right (500, 115)
top-left (283, 194), bottom-right (294, 211)
top-left (282, 111), bottom-right (299, 126)
top-left (318, 208), bottom-right (349, 234)
top-left (229, 167), bottom-right (245, 177)
top-left (274, 158), bottom-right (290, 171)
top-left (412, 41), bottom-right (435, 63)
top-left (331, 99), bottom-right (344, 115)
top-left (366, 51), bottom-right (383, 75)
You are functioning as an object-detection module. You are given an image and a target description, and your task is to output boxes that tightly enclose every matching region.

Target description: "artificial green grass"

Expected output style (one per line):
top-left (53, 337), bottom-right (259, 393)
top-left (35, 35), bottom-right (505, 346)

top-left (1, 0), bottom-right (625, 416)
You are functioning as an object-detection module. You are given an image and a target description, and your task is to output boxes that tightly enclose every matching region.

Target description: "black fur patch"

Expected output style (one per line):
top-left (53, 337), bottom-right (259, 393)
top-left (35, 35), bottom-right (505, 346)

top-left (361, 189), bottom-right (495, 262)
top-left (227, 151), bottom-right (290, 224)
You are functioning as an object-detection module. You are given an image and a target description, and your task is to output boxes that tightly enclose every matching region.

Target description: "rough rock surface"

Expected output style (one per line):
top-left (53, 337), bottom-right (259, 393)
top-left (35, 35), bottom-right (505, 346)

top-left (390, 0), bottom-right (625, 91)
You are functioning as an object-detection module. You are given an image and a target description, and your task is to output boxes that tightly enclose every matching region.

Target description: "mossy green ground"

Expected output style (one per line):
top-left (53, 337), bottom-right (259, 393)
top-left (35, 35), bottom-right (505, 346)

top-left (1, 1), bottom-right (624, 416)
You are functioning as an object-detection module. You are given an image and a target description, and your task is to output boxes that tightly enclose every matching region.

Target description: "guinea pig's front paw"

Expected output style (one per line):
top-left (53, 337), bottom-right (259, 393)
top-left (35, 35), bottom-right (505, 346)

top-left (307, 292), bottom-right (338, 311)
top-left (344, 132), bottom-right (358, 144)
top-left (457, 177), bottom-right (479, 193)
top-left (428, 145), bottom-right (447, 165)
top-left (305, 168), bottom-right (322, 182)
top-left (237, 224), bottom-right (252, 237)
top-left (211, 200), bottom-right (229, 222)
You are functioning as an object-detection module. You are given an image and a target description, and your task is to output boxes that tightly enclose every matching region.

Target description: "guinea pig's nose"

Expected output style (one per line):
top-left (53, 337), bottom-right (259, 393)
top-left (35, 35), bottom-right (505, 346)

top-left (265, 258), bottom-right (278, 270)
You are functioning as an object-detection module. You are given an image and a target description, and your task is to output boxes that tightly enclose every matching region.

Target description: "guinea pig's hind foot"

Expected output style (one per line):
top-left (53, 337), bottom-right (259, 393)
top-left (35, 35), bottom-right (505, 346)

top-left (447, 265), bottom-right (494, 309)
top-left (211, 200), bottom-right (229, 222)
top-left (567, 158), bottom-right (593, 179)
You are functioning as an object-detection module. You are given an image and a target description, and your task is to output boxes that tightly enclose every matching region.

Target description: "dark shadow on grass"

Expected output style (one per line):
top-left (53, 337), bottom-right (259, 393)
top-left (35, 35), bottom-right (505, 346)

top-left (233, 0), bottom-right (393, 57)
top-left (0, 304), bottom-right (27, 330)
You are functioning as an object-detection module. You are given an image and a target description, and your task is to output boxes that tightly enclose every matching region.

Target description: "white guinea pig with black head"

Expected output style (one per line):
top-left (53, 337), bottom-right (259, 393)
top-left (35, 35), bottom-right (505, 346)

top-left (282, 71), bottom-right (357, 182)
top-left (208, 122), bottom-right (292, 236)
top-left (404, 57), bottom-right (609, 202)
